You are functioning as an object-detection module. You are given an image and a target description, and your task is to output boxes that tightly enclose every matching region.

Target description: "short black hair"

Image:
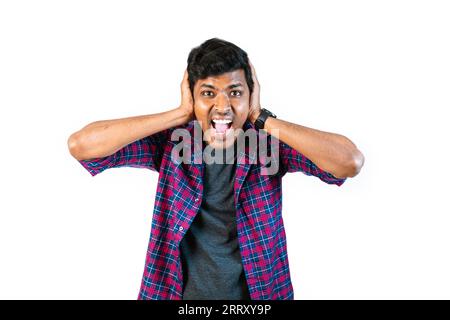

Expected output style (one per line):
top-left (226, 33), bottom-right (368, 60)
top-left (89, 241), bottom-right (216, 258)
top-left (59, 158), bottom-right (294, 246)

top-left (187, 38), bottom-right (254, 97)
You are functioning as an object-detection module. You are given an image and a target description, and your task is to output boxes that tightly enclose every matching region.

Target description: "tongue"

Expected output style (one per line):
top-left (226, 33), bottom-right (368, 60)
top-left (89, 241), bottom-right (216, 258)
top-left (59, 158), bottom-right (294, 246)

top-left (215, 123), bottom-right (228, 134)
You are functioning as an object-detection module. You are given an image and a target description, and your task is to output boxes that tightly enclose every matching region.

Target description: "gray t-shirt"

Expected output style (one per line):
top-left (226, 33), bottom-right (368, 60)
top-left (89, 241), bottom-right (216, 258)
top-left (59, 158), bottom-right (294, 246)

top-left (180, 141), bottom-right (251, 300)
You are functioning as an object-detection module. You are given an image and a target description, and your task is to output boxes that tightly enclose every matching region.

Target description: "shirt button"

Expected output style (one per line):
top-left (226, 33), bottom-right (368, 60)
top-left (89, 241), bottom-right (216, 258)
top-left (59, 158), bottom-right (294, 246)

top-left (179, 226), bottom-right (184, 231)
top-left (194, 198), bottom-right (199, 202)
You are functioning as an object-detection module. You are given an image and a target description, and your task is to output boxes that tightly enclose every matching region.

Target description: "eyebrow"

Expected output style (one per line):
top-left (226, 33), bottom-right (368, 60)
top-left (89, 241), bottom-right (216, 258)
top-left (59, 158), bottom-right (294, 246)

top-left (200, 82), bottom-right (244, 90)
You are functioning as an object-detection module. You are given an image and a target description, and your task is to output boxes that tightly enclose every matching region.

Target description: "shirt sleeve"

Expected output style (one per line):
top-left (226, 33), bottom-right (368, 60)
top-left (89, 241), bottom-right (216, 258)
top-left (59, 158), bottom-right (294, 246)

top-left (278, 139), bottom-right (347, 186)
top-left (77, 129), bottom-right (171, 177)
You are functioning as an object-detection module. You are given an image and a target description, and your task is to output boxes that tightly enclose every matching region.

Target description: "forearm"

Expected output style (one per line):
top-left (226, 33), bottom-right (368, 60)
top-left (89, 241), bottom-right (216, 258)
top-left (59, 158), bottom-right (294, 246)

top-left (263, 117), bottom-right (364, 178)
top-left (68, 107), bottom-right (189, 160)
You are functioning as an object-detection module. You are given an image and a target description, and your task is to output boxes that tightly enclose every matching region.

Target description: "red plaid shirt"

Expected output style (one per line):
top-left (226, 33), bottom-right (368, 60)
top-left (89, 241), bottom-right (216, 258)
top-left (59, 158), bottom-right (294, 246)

top-left (78, 120), bottom-right (346, 300)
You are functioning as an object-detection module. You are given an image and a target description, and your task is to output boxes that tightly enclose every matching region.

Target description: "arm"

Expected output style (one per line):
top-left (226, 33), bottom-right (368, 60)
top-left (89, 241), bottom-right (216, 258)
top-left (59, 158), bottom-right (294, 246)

top-left (67, 70), bottom-right (194, 161)
top-left (260, 117), bottom-right (364, 178)
top-left (247, 61), bottom-right (364, 179)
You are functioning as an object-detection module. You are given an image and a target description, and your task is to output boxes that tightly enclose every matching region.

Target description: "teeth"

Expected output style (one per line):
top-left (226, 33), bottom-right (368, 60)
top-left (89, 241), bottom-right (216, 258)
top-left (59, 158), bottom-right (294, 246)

top-left (212, 119), bottom-right (232, 124)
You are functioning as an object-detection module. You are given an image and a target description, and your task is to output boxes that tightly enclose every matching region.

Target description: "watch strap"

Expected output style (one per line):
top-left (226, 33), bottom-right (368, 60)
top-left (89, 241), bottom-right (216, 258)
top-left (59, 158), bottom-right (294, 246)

top-left (254, 108), bottom-right (276, 130)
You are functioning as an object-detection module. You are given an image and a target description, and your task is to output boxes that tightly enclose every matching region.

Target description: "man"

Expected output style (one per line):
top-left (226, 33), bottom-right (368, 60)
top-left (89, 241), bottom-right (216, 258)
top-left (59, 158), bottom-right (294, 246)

top-left (67, 38), bottom-right (364, 300)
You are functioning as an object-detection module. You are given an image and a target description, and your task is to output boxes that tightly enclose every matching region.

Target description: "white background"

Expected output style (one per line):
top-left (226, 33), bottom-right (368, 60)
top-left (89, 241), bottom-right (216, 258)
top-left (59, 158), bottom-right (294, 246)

top-left (1, 0), bottom-right (449, 299)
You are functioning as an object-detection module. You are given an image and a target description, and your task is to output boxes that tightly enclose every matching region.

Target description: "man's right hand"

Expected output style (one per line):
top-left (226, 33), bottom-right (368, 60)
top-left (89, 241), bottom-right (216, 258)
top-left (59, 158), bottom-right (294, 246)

top-left (178, 69), bottom-right (195, 123)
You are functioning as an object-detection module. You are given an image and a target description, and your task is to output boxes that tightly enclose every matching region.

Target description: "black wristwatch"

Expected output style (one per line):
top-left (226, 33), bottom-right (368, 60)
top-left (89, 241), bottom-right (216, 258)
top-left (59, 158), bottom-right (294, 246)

top-left (254, 108), bottom-right (277, 130)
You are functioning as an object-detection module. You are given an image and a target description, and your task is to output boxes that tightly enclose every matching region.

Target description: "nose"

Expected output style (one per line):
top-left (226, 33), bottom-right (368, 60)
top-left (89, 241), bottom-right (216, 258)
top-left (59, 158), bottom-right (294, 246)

top-left (213, 91), bottom-right (231, 112)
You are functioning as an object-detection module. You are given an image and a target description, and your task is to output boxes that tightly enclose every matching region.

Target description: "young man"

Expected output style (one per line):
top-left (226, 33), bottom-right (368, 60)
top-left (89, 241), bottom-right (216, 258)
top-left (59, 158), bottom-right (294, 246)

top-left (67, 38), bottom-right (364, 300)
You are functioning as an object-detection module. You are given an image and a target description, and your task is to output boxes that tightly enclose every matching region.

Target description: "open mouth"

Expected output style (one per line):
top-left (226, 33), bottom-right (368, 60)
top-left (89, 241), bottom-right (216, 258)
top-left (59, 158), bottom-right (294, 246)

top-left (210, 118), bottom-right (233, 135)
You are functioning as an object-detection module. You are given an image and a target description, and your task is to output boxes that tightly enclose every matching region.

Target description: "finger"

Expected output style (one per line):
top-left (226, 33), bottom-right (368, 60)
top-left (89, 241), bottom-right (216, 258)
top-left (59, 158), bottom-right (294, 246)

top-left (181, 69), bottom-right (188, 86)
top-left (249, 61), bottom-right (258, 82)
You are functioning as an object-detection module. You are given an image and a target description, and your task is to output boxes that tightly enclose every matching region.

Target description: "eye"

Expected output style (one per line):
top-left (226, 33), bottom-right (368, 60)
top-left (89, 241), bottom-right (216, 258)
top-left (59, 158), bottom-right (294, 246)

top-left (201, 91), bottom-right (214, 97)
top-left (230, 90), bottom-right (242, 97)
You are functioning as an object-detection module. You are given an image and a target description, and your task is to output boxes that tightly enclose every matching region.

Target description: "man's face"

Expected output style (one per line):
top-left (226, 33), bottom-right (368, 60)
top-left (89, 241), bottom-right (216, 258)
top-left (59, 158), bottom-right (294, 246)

top-left (193, 69), bottom-right (250, 149)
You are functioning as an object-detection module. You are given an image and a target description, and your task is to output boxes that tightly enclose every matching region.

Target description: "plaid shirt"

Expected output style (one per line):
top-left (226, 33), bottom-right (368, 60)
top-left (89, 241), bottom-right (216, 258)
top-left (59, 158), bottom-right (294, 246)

top-left (78, 120), bottom-right (346, 300)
